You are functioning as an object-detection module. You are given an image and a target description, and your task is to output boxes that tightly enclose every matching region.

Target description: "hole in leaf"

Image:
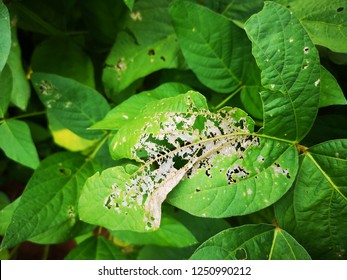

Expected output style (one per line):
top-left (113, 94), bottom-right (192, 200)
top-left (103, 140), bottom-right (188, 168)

top-left (337, 7), bottom-right (344, 12)
top-left (235, 248), bottom-right (247, 260)
top-left (160, 56), bottom-right (166, 62)
top-left (195, 187), bottom-right (201, 192)
top-left (303, 47), bottom-right (309, 54)
top-left (58, 168), bottom-right (71, 176)
top-left (148, 49), bottom-right (155, 56)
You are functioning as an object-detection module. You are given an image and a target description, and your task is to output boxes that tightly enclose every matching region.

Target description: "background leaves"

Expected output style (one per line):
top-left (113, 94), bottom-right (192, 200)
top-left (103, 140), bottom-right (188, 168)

top-left (0, 0), bottom-right (346, 260)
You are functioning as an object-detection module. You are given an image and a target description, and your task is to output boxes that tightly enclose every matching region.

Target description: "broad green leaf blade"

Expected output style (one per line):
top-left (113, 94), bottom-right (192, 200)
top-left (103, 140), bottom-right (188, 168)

top-left (125, 0), bottom-right (174, 45)
top-left (221, 0), bottom-right (264, 28)
top-left (245, 2), bottom-right (320, 141)
top-left (91, 82), bottom-right (191, 130)
top-left (275, 0), bottom-right (347, 53)
top-left (169, 1), bottom-right (260, 93)
top-left (190, 224), bottom-right (311, 260)
top-left (0, 198), bottom-right (20, 235)
top-left (0, 64), bottom-right (12, 117)
top-left (31, 73), bottom-right (110, 140)
top-left (275, 139), bottom-right (347, 259)
top-left (0, 1), bottom-right (11, 72)
top-left (31, 37), bottom-right (95, 88)
top-left (82, 91), bottom-right (297, 232)
top-left (111, 214), bottom-right (197, 247)
top-left (8, 26), bottom-right (30, 110)
top-left (0, 191), bottom-right (10, 210)
top-left (65, 236), bottom-right (126, 260)
top-left (0, 119), bottom-right (39, 169)
top-left (0, 152), bottom-right (104, 249)
top-left (123, 0), bottom-right (135, 11)
top-left (103, 31), bottom-right (183, 95)
top-left (319, 66), bottom-right (346, 107)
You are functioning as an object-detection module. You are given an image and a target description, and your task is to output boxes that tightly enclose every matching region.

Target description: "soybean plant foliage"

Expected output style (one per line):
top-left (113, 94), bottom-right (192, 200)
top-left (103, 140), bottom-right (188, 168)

top-left (0, 0), bottom-right (346, 260)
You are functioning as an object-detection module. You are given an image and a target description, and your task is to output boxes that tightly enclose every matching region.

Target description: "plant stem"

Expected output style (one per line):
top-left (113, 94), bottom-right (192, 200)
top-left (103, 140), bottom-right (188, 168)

top-left (10, 110), bottom-right (46, 120)
top-left (42, 245), bottom-right (50, 260)
top-left (213, 86), bottom-right (244, 110)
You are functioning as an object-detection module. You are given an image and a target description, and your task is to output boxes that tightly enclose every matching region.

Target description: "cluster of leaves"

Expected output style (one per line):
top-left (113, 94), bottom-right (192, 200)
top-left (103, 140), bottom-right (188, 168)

top-left (0, 0), bottom-right (346, 260)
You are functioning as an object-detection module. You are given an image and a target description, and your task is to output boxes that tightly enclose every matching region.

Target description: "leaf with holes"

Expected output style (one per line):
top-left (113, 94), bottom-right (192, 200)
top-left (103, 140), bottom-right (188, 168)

top-left (91, 82), bottom-right (191, 130)
top-left (31, 73), bottom-right (110, 140)
top-left (169, 0), bottom-right (260, 94)
top-left (275, 139), bottom-right (347, 260)
top-left (245, 2), bottom-right (321, 141)
top-left (190, 224), bottom-right (311, 260)
top-left (275, 0), bottom-right (347, 53)
top-left (79, 91), bottom-right (298, 232)
top-left (103, 31), bottom-right (183, 95)
top-left (111, 214), bottom-right (197, 248)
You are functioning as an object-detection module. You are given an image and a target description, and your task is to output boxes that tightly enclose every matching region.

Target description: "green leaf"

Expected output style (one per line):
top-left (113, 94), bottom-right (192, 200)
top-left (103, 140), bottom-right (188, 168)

top-left (319, 66), bottom-right (346, 107)
top-left (0, 119), bottom-right (39, 169)
top-left (103, 31), bottom-right (183, 95)
top-left (31, 37), bottom-right (95, 88)
top-left (111, 214), bottom-right (197, 247)
top-left (275, 0), bottom-right (347, 53)
top-left (31, 73), bottom-right (110, 140)
top-left (275, 139), bottom-right (347, 259)
top-left (125, 0), bottom-right (174, 45)
top-left (0, 64), bottom-right (12, 117)
top-left (80, 0), bottom-right (125, 45)
top-left (138, 245), bottom-right (194, 260)
top-left (245, 1), bottom-right (321, 141)
top-left (123, 0), bottom-right (135, 11)
top-left (173, 210), bottom-right (231, 243)
top-left (8, 26), bottom-right (30, 110)
top-left (65, 236), bottom-right (126, 260)
top-left (0, 151), bottom-right (105, 249)
top-left (221, 0), bottom-right (264, 28)
top-left (81, 92), bottom-right (297, 232)
top-left (169, 1), bottom-right (260, 94)
top-left (0, 192), bottom-right (10, 210)
top-left (0, 1), bottom-right (11, 72)
top-left (0, 198), bottom-right (20, 235)
top-left (190, 224), bottom-right (311, 260)
top-left (91, 82), bottom-right (191, 130)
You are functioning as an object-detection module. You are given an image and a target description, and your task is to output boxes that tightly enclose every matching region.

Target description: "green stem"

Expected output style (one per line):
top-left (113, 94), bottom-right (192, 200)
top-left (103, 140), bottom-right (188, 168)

top-left (213, 86), bottom-right (244, 110)
top-left (87, 133), bottom-right (110, 159)
top-left (42, 245), bottom-right (50, 260)
top-left (10, 110), bottom-right (46, 120)
top-left (14, 3), bottom-right (65, 36)
top-left (1, 111), bottom-right (46, 124)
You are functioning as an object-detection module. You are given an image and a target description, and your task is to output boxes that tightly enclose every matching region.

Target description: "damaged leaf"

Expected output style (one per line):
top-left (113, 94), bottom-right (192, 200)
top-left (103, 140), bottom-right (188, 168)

top-left (79, 92), bottom-right (298, 232)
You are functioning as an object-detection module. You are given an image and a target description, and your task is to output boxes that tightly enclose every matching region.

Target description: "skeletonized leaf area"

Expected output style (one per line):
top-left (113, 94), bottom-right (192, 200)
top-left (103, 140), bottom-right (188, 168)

top-left (79, 92), bottom-right (297, 232)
